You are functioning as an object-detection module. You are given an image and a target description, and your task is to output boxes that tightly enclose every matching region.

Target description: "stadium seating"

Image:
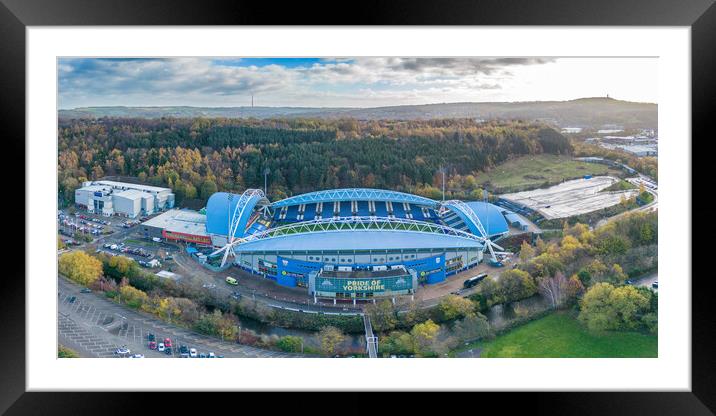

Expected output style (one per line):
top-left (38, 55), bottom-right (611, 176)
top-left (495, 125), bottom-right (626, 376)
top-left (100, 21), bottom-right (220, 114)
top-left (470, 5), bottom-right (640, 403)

top-left (303, 203), bottom-right (316, 221)
top-left (357, 201), bottom-right (370, 216)
top-left (340, 201), bottom-right (352, 217)
top-left (374, 201), bottom-right (389, 217)
top-left (410, 204), bottom-right (426, 220)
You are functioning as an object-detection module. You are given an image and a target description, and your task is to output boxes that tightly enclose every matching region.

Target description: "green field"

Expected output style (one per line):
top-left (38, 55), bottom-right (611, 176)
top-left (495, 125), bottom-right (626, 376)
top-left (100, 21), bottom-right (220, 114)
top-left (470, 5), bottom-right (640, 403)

top-left (468, 312), bottom-right (657, 358)
top-left (474, 154), bottom-right (622, 193)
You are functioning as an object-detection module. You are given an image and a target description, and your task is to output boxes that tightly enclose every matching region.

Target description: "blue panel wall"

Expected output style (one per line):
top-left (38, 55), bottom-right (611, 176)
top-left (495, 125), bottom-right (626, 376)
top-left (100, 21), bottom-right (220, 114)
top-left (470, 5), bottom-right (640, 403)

top-left (271, 253), bottom-right (447, 288)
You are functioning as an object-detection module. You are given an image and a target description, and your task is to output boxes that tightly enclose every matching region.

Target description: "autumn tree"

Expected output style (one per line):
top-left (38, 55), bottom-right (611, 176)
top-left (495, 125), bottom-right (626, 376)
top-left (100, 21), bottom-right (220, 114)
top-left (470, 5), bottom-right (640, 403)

top-left (319, 326), bottom-right (345, 356)
top-left (410, 319), bottom-right (440, 356)
top-left (437, 295), bottom-right (476, 321)
top-left (519, 240), bottom-right (535, 262)
top-left (58, 251), bottom-right (103, 286)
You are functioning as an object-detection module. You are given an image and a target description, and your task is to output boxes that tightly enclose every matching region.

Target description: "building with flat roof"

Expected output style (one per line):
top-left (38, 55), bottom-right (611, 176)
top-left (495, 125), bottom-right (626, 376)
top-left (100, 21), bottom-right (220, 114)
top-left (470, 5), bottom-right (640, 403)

top-left (74, 180), bottom-right (174, 217)
top-left (140, 209), bottom-right (211, 245)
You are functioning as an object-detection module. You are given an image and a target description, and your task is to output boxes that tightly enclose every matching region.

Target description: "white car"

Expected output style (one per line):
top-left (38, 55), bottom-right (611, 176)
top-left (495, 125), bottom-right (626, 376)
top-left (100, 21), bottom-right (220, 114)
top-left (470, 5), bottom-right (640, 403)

top-left (115, 346), bottom-right (131, 355)
top-left (157, 342), bottom-right (165, 352)
top-left (207, 352), bottom-right (216, 358)
top-left (189, 348), bottom-right (198, 358)
top-left (131, 354), bottom-right (145, 358)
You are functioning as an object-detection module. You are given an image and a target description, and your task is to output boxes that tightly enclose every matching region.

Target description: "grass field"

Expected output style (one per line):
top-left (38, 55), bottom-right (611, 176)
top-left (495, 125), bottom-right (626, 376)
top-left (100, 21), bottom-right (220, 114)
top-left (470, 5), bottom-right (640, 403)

top-left (467, 312), bottom-right (657, 358)
top-left (474, 154), bottom-right (622, 193)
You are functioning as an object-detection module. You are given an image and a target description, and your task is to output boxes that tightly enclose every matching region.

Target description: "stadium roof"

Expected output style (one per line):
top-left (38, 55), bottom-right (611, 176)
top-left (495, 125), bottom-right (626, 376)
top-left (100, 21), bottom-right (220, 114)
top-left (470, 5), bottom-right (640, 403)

top-left (443, 201), bottom-right (509, 238)
top-left (271, 188), bottom-right (438, 208)
top-left (206, 190), bottom-right (269, 238)
top-left (233, 229), bottom-right (483, 253)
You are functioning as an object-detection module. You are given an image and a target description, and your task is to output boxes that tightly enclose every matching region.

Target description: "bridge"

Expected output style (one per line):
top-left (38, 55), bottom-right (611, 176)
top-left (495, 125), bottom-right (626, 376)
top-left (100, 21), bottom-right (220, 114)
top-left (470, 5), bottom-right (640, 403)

top-left (363, 314), bottom-right (378, 358)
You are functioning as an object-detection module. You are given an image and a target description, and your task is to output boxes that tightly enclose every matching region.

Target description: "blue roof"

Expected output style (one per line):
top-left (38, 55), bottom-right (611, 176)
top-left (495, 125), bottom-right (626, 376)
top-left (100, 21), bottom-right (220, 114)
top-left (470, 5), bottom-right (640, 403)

top-left (233, 230), bottom-right (483, 253)
top-left (465, 201), bottom-right (509, 237)
top-left (444, 201), bottom-right (508, 238)
top-left (272, 188), bottom-right (437, 208)
top-left (205, 190), bottom-right (268, 238)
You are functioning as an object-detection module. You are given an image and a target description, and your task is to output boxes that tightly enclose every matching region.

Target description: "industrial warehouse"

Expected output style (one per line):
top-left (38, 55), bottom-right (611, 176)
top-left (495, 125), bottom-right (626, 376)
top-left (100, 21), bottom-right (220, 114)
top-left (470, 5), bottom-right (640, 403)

top-left (74, 180), bottom-right (175, 218)
top-left (139, 188), bottom-right (520, 303)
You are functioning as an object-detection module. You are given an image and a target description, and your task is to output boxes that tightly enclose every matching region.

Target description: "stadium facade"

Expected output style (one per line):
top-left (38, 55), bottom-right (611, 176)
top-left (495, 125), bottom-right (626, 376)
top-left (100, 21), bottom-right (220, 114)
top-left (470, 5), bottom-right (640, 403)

top-left (202, 188), bottom-right (509, 302)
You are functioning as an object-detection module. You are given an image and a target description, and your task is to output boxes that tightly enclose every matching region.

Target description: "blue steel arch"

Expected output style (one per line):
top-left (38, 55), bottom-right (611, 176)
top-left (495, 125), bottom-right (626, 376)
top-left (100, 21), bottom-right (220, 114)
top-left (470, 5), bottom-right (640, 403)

top-left (441, 200), bottom-right (509, 238)
top-left (271, 188), bottom-right (438, 208)
top-left (205, 190), bottom-right (269, 239)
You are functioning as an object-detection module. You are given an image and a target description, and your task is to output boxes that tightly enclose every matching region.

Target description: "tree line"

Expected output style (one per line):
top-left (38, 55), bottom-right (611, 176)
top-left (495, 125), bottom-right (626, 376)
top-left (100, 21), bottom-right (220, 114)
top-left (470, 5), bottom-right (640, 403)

top-left (58, 117), bottom-right (573, 206)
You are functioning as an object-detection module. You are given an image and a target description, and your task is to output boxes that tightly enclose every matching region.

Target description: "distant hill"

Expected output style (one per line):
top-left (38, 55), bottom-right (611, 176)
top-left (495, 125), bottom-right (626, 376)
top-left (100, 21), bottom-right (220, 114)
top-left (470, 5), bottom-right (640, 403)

top-left (59, 97), bottom-right (657, 129)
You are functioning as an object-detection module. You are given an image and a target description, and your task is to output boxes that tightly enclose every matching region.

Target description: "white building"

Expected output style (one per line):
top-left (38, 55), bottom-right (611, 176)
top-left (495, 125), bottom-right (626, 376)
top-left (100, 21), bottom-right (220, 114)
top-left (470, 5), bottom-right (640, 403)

top-left (74, 180), bottom-right (175, 217)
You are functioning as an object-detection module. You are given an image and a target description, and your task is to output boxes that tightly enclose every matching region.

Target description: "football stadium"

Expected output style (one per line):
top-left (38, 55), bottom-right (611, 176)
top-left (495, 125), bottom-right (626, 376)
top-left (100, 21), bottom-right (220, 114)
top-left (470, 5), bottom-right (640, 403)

top-left (189, 188), bottom-right (510, 302)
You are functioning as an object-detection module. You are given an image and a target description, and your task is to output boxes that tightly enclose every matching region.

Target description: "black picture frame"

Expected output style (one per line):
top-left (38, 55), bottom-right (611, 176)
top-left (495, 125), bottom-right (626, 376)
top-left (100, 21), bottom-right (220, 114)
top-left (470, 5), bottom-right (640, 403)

top-left (1, 0), bottom-right (713, 413)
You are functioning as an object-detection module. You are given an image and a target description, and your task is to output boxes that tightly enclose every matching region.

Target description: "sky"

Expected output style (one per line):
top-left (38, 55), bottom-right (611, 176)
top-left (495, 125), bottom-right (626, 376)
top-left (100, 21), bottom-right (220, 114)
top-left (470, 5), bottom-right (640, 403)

top-left (58, 57), bottom-right (657, 109)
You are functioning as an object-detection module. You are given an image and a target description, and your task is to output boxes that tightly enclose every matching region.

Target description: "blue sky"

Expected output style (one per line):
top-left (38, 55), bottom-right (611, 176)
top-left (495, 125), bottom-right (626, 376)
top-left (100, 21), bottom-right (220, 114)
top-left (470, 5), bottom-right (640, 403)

top-left (58, 57), bottom-right (657, 109)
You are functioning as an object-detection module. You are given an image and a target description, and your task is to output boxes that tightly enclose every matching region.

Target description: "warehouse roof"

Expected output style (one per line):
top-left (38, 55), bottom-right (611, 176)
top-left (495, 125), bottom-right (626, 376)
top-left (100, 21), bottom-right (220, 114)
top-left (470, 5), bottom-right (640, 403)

top-left (114, 189), bottom-right (145, 200)
top-left (142, 209), bottom-right (208, 236)
top-left (92, 180), bottom-right (172, 194)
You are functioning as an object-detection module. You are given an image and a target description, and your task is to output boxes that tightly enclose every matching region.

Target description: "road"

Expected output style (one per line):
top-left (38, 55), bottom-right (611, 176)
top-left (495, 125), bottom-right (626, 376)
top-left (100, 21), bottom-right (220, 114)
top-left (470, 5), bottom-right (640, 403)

top-left (58, 276), bottom-right (302, 358)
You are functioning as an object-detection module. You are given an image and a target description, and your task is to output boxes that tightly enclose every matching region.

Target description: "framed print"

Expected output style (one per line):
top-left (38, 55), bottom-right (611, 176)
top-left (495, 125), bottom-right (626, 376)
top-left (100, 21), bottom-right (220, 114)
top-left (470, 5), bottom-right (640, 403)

top-left (1, 0), bottom-right (714, 413)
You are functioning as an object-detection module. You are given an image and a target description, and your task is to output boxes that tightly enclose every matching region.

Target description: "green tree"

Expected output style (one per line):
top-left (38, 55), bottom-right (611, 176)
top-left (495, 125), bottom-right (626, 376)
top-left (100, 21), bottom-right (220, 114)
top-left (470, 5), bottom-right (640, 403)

top-left (200, 179), bottom-right (218, 200)
top-left (579, 283), bottom-right (650, 332)
top-left (451, 312), bottom-right (490, 343)
top-left (58, 251), bottom-right (103, 286)
top-left (276, 336), bottom-right (304, 353)
top-left (319, 326), bottom-right (345, 356)
top-left (497, 269), bottom-right (537, 303)
top-left (364, 300), bottom-right (398, 332)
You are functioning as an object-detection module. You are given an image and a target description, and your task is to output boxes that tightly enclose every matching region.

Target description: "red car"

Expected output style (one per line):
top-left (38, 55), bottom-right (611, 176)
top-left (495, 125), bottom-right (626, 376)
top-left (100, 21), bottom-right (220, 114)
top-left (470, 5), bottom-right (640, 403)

top-left (148, 341), bottom-right (157, 350)
top-left (164, 338), bottom-right (172, 348)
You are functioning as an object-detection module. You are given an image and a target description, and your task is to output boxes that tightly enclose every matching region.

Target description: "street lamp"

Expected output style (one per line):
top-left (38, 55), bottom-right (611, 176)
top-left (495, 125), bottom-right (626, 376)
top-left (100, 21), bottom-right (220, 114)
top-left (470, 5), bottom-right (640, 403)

top-left (263, 167), bottom-right (271, 195)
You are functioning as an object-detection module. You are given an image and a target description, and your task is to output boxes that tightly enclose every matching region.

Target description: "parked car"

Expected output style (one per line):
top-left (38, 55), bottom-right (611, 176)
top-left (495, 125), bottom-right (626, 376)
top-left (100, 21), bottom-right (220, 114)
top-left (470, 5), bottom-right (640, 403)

top-left (148, 341), bottom-right (157, 350)
top-left (164, 338), bottom-right (172, 348)
top-left (68, 296), bottom-right (76, 303)
top-left (147, 333), bottom-right (155, 342)
top-left (131, 354), bottom-right (145, 358)
top-left (189, 348), bottom-right (198, 358)
top-left (208, 352), bottom-right (216, 358)
top-left (164, 347), bottom-right (172, 355)
top-left (80, 288), bottom-right (91, 293)
top-left (157, 342), bottom-right (165, 352)
top-left (179, 345), bottom-right (190, 357)
top-left (198, 353), bottom-right (207, 358)
top-left (652, 281), bottom-right (658, 289)
top-left (114, 346), bottom-right (131, 355)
